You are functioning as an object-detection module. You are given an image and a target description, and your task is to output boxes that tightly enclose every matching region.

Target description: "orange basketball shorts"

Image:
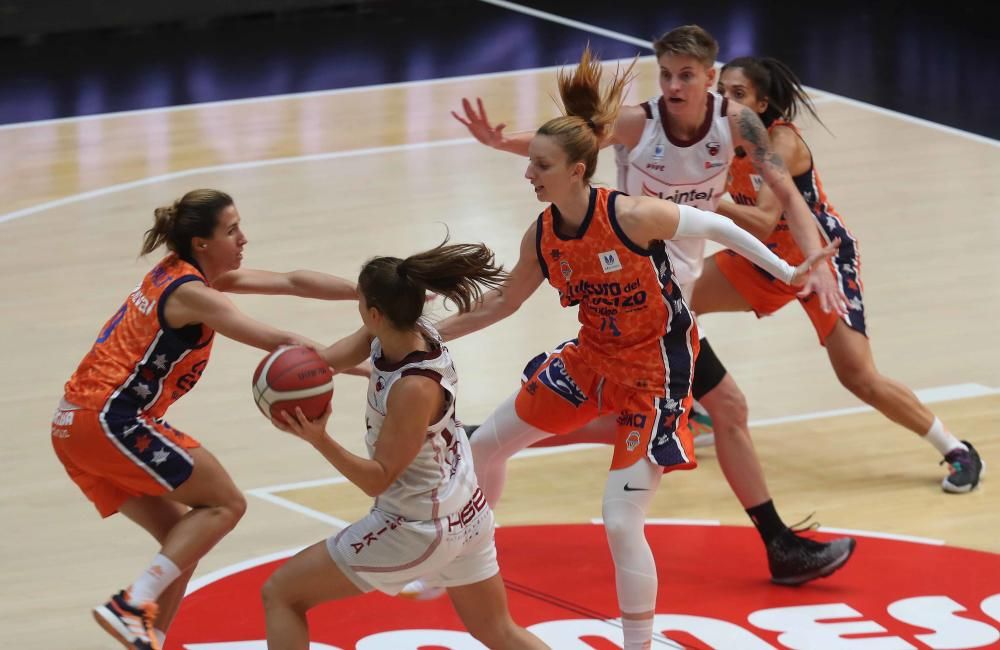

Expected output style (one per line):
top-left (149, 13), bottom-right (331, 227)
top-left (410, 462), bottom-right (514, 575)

top-left (514, 341), bottom-right (697, 472)
top-left (51, 400), bottom-right (200, 517)
top-left (714, 250), bottom-right (867, 345)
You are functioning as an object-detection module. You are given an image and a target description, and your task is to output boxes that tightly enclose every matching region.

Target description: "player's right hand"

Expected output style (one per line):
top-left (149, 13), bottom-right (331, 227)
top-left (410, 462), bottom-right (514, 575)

top-left (451, 97), bottom-right (507, 149)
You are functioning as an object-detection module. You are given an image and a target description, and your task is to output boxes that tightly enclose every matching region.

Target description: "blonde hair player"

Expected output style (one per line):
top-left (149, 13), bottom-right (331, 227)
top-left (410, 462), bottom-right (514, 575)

top-left (448, 25), bottom-right (857, 589)
top-left (432, 48), bottom-right (839, 650)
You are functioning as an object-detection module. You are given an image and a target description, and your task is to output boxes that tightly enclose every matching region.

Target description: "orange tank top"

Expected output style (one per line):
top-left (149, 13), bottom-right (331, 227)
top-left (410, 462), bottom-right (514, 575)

top-left (64, 254), bottom-right (215, 418)
top-left (727, 119), bottom-right (853, 264)
top-left (535, 186), bottom-right (698, 394)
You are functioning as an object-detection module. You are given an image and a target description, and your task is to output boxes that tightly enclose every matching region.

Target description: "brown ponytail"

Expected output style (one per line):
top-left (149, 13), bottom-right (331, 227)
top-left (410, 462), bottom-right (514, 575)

top-left (141, 189), bottom-right (233, 258)
top-left (359, 232), bottom-right (508, 329)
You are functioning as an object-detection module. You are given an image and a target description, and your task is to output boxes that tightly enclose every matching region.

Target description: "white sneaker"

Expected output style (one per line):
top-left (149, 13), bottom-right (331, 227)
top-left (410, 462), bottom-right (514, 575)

top-left (398, 578), bottom-right (446, 601)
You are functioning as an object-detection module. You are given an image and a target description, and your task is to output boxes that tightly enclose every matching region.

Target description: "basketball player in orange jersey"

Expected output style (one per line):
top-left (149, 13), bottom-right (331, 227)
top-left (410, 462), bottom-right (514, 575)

top-left (449, 25), bottom-right (857, 588)
top-left (262, 240), bottom-right (548, 650)
top-left (431, 48), bottom-right (844, 650)
top-left (697, 56), bottom-right (984, 492)
top-left (52, 189), bottom-right (361, 650)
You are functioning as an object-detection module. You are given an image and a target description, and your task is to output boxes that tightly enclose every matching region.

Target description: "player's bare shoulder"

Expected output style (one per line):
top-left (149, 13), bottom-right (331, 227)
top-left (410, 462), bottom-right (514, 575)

top-left (608, 104), bottom-right (648, 149)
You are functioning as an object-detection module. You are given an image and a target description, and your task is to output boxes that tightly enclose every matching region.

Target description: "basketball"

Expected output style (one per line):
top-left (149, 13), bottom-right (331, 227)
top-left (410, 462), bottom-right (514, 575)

top-left (252, 346), bottom-right (334, 422)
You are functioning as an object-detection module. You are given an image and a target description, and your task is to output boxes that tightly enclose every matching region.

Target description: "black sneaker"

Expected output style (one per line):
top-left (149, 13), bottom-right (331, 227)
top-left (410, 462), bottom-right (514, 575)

top-left (93, 590), bottom-right (161, 650)
top-left (766, 528), bottom-right (856, 586)
top-left (941, 441), bottom-right (984, 494)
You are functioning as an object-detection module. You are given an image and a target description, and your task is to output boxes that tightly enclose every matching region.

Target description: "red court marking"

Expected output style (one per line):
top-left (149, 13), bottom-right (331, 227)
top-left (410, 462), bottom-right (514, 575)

top-left (166, 524), bottom-right (1000, 649)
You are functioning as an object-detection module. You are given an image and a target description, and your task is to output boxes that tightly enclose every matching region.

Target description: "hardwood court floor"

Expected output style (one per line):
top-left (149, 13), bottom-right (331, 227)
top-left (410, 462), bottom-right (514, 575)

top-left (1, 58), bottom-right (997, 649)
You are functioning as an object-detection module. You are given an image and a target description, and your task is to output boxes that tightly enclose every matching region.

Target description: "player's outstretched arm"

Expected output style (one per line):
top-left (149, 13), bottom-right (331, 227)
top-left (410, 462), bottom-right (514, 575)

top-left (165, 282), bottom-right (317, 351)
top-left (317, 326), bottom-right (372, 374)
top-left (434, 223), bottom-right (544, 341)
top-left (214, 269), bottom-right (357, 301)
top-left (620, 195), bottom-right (836, 287)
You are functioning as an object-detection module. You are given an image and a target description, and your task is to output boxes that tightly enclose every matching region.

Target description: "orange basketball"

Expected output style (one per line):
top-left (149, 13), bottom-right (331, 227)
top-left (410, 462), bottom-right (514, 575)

top-left (252, 346), bottom-right (333, 422)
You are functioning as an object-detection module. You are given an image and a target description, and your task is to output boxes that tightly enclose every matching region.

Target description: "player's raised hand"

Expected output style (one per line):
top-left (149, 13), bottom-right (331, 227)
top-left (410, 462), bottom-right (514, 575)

top-left (451, 97), bottom-right (507, 149)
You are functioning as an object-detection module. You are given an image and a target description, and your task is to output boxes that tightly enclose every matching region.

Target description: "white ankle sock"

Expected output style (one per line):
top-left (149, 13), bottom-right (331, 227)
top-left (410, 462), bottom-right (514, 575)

top-left (923, 417), bottom-right (966, 456)
top-left (128, 553), bottom-right (181, 605)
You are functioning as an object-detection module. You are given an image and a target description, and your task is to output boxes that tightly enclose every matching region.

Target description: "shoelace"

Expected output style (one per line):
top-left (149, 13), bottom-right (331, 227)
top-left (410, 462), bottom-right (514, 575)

top-left (939, 454), bottom-right (968, 475)
top-left (787, 513), bottom-right (820, 534)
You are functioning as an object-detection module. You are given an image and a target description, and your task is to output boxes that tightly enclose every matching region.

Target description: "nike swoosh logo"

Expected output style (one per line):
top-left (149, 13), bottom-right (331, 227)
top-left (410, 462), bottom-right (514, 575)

top-left (623, 483), bottom-right (648, 491)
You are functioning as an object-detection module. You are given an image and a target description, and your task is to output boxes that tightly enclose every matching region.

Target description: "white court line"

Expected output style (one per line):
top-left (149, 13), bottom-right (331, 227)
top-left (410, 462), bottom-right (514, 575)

top-left (2, 35), bottom-right (995, 224)
top-left (753, 383), bottom-right (1000, 428)
top-left (593, 518), bottom-right (722, 526)
top-left (0, 137), bottom-right (473, 225)
top-left (185, 546), bottom-right (304, 595)
top-left (0, 5), bottom-right (994, 150)
top-left (0, 58), bottom-right (633, 132)
top-left (246, 487), bottom-right (352, 529)
top-left (477, 0), bottom-right (1000, 148)
top-left (249, 382), bottom-right (997, 533)
top-left (818, 527), bottom-right (944, 546)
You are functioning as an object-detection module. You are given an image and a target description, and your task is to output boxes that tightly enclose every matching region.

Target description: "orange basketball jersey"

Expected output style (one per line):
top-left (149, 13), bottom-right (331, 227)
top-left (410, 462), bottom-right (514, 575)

top-left (534, 186), bottom-right (698, 394)
top-left (64, 254), bottom-right (214, 419)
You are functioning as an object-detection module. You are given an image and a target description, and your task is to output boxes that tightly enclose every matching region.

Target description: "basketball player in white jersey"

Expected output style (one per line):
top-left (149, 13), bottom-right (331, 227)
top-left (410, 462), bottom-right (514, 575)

top-left (448, 26), bottom-right (855, 586)
top-left (260, 238), bottom-right (547, 649)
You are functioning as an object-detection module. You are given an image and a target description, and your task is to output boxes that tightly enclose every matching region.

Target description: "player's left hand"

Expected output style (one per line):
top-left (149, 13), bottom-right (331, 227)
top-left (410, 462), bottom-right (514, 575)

top-left (275, 404), bottom-right (332, 446)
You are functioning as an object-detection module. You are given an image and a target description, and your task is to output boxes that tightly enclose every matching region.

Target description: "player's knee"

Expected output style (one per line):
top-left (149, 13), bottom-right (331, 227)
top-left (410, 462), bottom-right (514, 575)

top-left (260, 574), bottom-right (287, 611)
top-left (838, 369), bottom-right (878, 402)
top-left (261, 564), bottom-right (303, 613)
top-left (202, 490), bottom-right (247, 532)
top-left (602, 504), bottom-right (642, 552)
top-left (221, 490), bottom-right (248, 526)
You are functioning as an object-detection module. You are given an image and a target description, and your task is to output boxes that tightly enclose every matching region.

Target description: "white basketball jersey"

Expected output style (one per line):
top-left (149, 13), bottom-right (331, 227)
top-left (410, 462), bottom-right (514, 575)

top-left (364, 322), bottom-right (477, 522)
top-left (614, 92), bottom-right (735, 294)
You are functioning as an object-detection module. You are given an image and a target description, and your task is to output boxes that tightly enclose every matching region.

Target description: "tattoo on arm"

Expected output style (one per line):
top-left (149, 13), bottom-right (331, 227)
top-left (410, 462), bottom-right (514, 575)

top-left (736, 107), bottom-right (786, 177)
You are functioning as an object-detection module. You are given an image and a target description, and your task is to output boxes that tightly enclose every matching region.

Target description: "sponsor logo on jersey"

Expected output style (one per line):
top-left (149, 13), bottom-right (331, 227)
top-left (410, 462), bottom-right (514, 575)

top-left (625, 430), bottom-right (641, 451)
top-left (598, 250), bottom-right (622, 273)
top-left (652, 143), bottom-right (665, 161)
top-left (704, 160), bottom-right (725, 169)
top-left (641, 182), bottom-right (716, 205)
top-left (706, 140), bottom-right (721, 156)
top-left (559, 260), bottom-right (572, 282)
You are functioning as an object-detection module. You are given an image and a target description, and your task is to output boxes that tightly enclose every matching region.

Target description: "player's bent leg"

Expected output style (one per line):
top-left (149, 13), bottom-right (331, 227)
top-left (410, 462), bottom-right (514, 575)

top-left (471, 392), bottom-right (554, 509)
top-left (697, 373), bottom-right (770, 508)
top-left (160, 446), bottom-right (247, 570)
top-left (262, 540), bottom-right (364, 650)
top-left (118, 496), bottom-right (196, 635)
top-left (602, 459), bottom-right (662, 650)
top-left (447, 574), bottom-right (550, 649)
top-left (826, 321), bottom-right (983, 492)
